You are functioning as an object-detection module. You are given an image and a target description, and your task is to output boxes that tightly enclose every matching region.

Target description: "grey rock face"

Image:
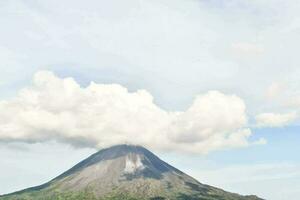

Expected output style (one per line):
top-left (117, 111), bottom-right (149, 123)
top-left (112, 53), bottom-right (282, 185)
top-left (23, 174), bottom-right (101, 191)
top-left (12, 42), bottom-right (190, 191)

top-left (0, 144), bottom-right (263, 200)
top-left (49, 144), bottom-right (199, 196)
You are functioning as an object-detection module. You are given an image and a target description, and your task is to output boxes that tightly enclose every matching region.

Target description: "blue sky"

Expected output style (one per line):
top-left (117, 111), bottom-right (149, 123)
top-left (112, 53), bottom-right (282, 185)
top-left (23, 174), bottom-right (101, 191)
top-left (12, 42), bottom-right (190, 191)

top-left (0, 0), bottom-right (300, 199)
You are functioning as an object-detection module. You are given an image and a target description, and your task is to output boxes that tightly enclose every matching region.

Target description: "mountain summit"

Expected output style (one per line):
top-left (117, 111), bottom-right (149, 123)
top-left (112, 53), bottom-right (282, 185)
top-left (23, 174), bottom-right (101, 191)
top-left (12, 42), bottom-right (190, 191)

top-left (0, 144), bottom-right (263, 200)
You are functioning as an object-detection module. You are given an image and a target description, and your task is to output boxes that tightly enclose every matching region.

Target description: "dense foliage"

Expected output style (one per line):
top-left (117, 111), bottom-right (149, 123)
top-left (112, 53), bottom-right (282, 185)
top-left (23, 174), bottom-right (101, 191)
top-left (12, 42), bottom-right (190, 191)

top-left (0, 190), bottom-right (261, 200)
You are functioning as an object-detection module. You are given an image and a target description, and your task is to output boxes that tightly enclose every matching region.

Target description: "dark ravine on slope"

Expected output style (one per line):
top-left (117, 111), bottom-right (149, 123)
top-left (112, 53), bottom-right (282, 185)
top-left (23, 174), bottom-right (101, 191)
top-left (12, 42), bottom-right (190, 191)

top-left (0, 144), bottom-right (263, 200)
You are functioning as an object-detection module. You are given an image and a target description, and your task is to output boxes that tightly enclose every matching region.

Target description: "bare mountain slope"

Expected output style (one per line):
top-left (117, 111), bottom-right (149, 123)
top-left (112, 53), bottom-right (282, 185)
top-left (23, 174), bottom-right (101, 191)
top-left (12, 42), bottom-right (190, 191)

top-left (0, 144), bottom-right (263, 200)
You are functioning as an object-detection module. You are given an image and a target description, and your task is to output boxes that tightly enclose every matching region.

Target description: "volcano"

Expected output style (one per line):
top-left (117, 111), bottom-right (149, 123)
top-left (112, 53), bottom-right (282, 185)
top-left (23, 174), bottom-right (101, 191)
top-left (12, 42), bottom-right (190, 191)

top-left (0, 144), bottom-right (262, 200)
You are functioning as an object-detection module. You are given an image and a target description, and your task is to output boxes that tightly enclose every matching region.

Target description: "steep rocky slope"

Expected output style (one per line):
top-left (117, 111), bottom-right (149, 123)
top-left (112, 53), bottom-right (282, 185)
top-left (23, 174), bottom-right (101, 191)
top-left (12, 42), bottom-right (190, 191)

top-left (0, 145), bottom-right (263, 200)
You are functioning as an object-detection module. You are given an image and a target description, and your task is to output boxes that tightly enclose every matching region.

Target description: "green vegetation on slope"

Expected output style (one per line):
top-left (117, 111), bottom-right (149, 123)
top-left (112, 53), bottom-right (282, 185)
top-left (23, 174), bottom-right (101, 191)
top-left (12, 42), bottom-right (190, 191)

top-left (0, 145), bottom-right (262, 200)
top-left (0, 188), bottom-right (262, 200)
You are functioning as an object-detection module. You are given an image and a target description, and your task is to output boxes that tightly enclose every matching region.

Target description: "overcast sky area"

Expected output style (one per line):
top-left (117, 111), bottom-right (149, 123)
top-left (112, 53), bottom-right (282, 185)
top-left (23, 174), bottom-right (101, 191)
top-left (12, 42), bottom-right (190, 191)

top-left (0, 0), bottom-right (300, 199)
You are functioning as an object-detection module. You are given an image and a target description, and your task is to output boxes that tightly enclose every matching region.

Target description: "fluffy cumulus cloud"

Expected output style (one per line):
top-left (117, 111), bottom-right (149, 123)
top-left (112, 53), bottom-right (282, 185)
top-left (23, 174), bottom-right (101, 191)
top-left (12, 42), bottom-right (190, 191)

top-left (255, 112), bottom-right (297, 128)
top-left (0, 71), bottom-right (263, 154)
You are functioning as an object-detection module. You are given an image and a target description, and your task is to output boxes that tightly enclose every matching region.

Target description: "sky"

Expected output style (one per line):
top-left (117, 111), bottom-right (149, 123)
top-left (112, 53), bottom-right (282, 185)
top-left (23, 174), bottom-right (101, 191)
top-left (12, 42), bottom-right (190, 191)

top-left (0, 0), bottom-right (300, 199)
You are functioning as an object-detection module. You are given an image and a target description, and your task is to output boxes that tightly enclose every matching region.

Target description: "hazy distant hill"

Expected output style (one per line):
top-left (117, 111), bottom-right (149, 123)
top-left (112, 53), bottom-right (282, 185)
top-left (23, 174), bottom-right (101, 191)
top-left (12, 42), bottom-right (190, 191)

top-left (0, 144), bottom-right (263, 200)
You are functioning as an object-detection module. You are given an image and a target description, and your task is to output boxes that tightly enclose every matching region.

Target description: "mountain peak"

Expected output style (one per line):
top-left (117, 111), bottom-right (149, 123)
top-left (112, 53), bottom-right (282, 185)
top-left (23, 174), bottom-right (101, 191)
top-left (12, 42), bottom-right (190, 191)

top-left (94, 144), bottom-right (149, 158)
top-left (55, 144), bottom-right (179, 182)
top-left (1, 144), bottom-right (263, 200)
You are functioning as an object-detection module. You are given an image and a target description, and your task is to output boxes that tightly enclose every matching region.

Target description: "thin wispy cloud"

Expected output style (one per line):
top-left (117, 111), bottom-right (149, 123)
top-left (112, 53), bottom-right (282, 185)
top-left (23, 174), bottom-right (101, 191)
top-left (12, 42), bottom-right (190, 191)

top-left (255, 112), bottom-right (297, 128)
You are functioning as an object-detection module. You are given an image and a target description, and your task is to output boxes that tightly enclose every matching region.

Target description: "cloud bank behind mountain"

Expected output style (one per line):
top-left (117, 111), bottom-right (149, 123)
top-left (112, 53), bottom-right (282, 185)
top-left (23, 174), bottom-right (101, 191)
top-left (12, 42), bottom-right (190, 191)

top-left (0, 71), bottom-right (265, 154)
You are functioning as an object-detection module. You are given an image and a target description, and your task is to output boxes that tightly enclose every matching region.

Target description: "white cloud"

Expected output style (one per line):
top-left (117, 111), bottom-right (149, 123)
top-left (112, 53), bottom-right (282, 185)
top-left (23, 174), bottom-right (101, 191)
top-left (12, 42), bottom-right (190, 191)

top-left (255, 112), bottom-right (297, 127)
top-left (287, 96), bottom-right (300, 108)
top-left (231, 42), bottom-right (264, 56)
top-left (265, 82), bottom-right (286, 99)
top-left (1, 0), bottom-right (300, 115)
top-left (0, 71), bottom-right (263, 154)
